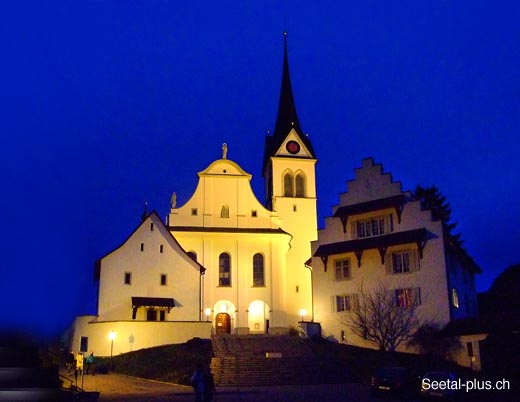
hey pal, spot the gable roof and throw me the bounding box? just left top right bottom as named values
left=94, top=210, right=206, bottom=281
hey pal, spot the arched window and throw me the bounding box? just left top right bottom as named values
left=295, top=173, right=305, bottom=197
left=253, top=253, right=265, bottom=287
left=221, top=204, right=229, bottom=218
left=283, top=172, right=294, bottom=197
left=219, top=253, right=231, bottom=286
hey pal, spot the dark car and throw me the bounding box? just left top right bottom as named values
left=371, top=366, right=420, bottom=398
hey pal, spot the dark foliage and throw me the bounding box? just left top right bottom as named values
left=412, top=185, right=463, bottom=247
left=98, top=337, right=213, bottom=385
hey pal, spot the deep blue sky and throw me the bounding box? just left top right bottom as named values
left=2, top=1, right=519, bottom=338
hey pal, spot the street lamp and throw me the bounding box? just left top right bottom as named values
left=299, top=309, right=306, bottom=323
left=108, top=331, right=116, bottom=372
left=204, top=308, right=211, bottom=322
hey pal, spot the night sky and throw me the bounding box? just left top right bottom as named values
left=2, top=2, right=519, bottom=338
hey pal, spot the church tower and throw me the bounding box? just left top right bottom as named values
left=263, top=33, right=318, bottom=324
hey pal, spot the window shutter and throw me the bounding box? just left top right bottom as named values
left=331, top=296, right=336, bottom=313
left=415, top=287, right=422, bottom=305
left=412, top=249, right=419, bottom=271
left=352, top=293, right=359, bottom=309
left=385, top=253, right=392, bottom=275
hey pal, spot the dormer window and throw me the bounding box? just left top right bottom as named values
left=353, top=214, right=392, bottom=239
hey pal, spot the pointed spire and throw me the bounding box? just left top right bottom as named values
left=263, top=33, right=316, bottom=174
left=272, top=32, right=303, bottom=142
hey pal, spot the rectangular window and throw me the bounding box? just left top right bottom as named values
left=124, top=272, right=132, bottom=285
left=251, top=210, right=257, bottom=217
left=79, top=337, right=88, bottom=353
left=160, top=244, right=164, bottom=253
left=354, top=215, right=389, bottom=238
left=160, top=274, right=167, bottom=286
left=395, top=287, right=421, bottom=308
left=452, top=288, right=459, bottom=308
left=393, top=251, right=411, bottom=273
left=467, top=342, right=474, bottom=357
left=191, top=208, right=198, bottom=216
left=140, top=243, right=144, bottom=252
left=150, top=222, right=154, bottom=231
left=334, top=259, right=351, bottom=280
left=159, top=310, right=166, bottom=322
left=146, top=309, right=157, bottom=321
left=336, top=295, right=354, bottom=312
left=293, top=204, right=297, bottom=212
left=387, top=249, right=419, bottom=274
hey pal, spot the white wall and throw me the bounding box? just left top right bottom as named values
left=70, top=316, right=212, bottom=356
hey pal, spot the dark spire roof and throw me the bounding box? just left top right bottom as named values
left=263, top=33, right=316, bottom=173
left=273, top=32, right=304, bottom=143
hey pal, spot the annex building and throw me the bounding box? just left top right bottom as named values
left=311, top=158, right=480, bottom=351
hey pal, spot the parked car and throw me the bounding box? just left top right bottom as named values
left=371, top=366, right=420, bottom=398
left=420, top=371, right=457, bottom=399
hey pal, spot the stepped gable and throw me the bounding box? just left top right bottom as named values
left=210, top=335, right=351, bottom=386
left=337, top=157, right=406, bottom=208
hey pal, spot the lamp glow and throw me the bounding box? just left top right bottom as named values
left=299, top=309, right=306, bottom=322
left=108, top=331, right=116, bottom=372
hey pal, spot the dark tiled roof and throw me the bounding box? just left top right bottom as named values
left=263, top=34, right=316, bottom=173
left=333, top=194, right=406, bottom=218
left=169, top=226, right=289, bottom=235
left=131, top=297, right=175, bottom=309
left=314, top=228, right=428, bottom=258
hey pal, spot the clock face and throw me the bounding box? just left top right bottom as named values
left=286, top=140, right=300, bottom=155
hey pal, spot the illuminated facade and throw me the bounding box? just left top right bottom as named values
left=168, top=35, right=317, bottom=334
left=68, top=35, right=317, bottom=354
left=311, top=157, right=480, bottom=351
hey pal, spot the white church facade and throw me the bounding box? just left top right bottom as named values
left=68, top=35, right=317, bottom=355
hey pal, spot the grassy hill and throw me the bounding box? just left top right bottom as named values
left=103, top=337, right=213, bottom=385
left=101, top=336, right=472, bottom=386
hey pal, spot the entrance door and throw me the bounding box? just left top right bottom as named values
left=215, top=313, right=231, bottom=335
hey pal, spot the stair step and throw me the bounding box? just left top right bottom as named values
left=210, top=335, right=351, bottom=386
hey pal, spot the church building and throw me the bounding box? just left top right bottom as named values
left=68, top=36, right=481, bottom=365
left=67, top=35, right=317, bottom=355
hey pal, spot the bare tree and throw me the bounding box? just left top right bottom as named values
left=348, top=283, right=421, bottom=352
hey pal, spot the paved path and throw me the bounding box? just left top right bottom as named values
left=63, top=371, right=373, bottom=402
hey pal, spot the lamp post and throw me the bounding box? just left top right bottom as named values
left=108, top=331, right=116, bottom=373
left=299, top=309, right=306, bottom=323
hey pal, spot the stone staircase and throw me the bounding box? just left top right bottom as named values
left=210, top=335, right=351, bottom=386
